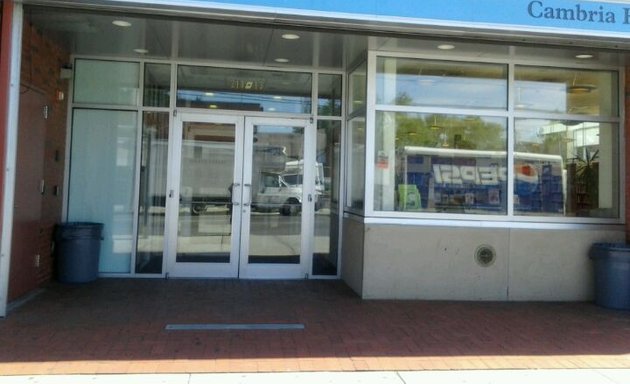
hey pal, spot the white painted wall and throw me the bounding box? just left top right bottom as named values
left=343, top=223, right=625, bottom=301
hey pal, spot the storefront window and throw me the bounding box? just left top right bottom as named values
left=515, top=66, right=618, bottom=116
left=374, top=112, right=507, bottom=214
left=370, top=56, right=620, bottom=221
left=376, top=58, right=507, bottom=110
left=515, top=119, right=619, bottom=218
left=176, top=65, right=312, bottom=113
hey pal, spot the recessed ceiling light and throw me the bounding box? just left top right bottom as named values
left=274, top=58, right=289, bottom=63
left=568, top=84, right=597, bottom=94
left=576, top=54, right=593, bottom=59
left=134, top=48, right=149, bottom=54
left=112, top=20, right=132, bottom=27
left=205, top=92, right=215, bottom=96
left=437, top=44, right=455, bottom=50
left=281, top=33, right=300, bottom=40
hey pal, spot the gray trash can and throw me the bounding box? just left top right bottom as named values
left=55, top=222, right=103, bottom=283
left=589, top=243, right=630, bottom=310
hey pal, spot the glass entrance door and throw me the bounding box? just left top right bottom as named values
left=238, top=117, right=314, bottom=278
left=166, top=113, right=313, bottom=278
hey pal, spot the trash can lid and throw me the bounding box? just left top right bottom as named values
left=590, top=243, right=630, bottom=261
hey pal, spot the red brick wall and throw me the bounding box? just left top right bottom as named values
left=626, top=67, right=630, bottom=242
left=9, top=18, right=69, bottom=299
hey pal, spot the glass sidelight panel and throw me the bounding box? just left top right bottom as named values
left=248, top=124, right=304, bottom=264
left=176, top=122, right=236, bottom=263
left=68, top=109, right=138, bottom=273
left=313, top=120, right=341, bottom=275
left=136, top=112, right=169, bottom=273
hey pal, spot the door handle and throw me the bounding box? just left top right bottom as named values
left=243, top=183, right=252, bottom=207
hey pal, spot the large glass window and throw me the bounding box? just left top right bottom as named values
left=376, top=58, right=507, bottom=110
left=515, top=120, right=618, bottom=218
left=374, top=112, right=507, bottom=214
left=513, top=65, right=619, bottom=219
left=68, top=109, right=138, bottom=273
left=73, top=59, right=139, bottom=106
left=514, top=66, right=618, bottom=116
left=176, top=65, right=312, bottom=113
left=370, top=56, right=620, bottom=221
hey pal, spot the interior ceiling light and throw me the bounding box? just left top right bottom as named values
left=274, top=58, right=289, bottom=63
left=437, top=44, right=455, bottom=50
left=568, top=74, right=596, bottom=94
left=134, top=48, right=149, bottom=54
left=567, top=73, right=597, bottom=94
left=205, top=92, right=215, bottom=96
left=576, top=54, right=593, bottom=59
left=112, top=20, right=132, bottom=27
left=273, top=96, right=283, bottom=100
left=429, top=115, right=442, bottom=130
left=568, top=84, right=596, bottom=93
left=281, top=33, right=300, bottom=40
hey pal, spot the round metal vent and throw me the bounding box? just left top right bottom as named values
left=475, top=245, right=496, bottom=267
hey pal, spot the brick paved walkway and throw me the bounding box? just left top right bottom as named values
left=0, top=279, right=629, bottom=375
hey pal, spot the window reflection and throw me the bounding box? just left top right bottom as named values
left=371, top=56, right=620, bottom=220
left=515, top=119, right=618, bottom=218
left=515, top=66, right=618, bottom=116
left=318, top=74, right=342, bottom=116
left=347, top=118, right=365, bottom=211
left=176, top=65, right=312, bottom=113
left=144, top=63, right=171, bottom=107
left=376, top=58, right=507, bottom=110
left=136, top=112, right=169, bottom=273
left=374, top=112, right=507, bottom=214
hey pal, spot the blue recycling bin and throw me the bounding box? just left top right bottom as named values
left=55, top=222, right=103, bottom=283
left=589, top=243, right=630, bottom=310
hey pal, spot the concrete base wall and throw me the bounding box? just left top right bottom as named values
left=342, top=222, right=625, bottom=301
left=340, top=218, right=365, bottom=296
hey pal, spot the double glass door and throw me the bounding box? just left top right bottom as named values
left=166, top=113, right=315, bottom=278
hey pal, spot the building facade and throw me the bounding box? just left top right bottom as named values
left=1, top=0, right=629, bottom=316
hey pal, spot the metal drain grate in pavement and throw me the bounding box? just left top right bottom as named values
left=165, top=323, right=305, bottom=331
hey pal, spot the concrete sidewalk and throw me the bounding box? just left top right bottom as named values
left=1, top=370, right=630, bottom=384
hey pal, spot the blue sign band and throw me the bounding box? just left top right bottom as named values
left=139, top=0, right=630, bottom=36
